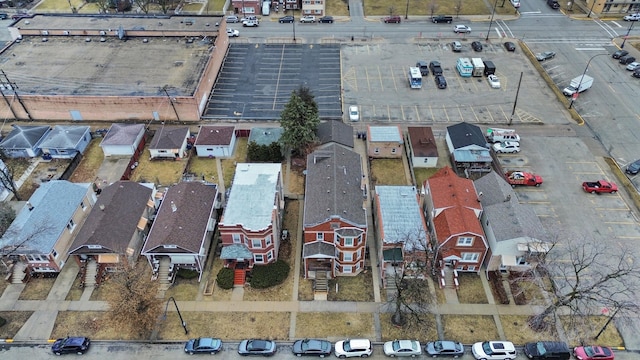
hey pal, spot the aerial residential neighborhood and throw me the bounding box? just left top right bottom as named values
left=0, top=0, right=639, bottom=357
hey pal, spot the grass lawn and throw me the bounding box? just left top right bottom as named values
left=34, top=0, right=84, bottom=11
left=0, top=312, right=34, bottom=339
left=414, top=167, right=440, bottom=188
left=379, top=313, right=438, bottom=341
left=433, top=286, right=446, bottom=304
left=52, top=311, right=146, bottom=340
left=65, top=274, right=84, bottom=301
left=326, top=0, right=349, bottom=16
left=328, top=272, right=375, bottom=301
left=208, top=256, right=233, bottom=301
left=0, top=280, right=8, bottom=299
left=181, top=2, right=204, bottom=12
left=18, top=277, right=56, bottom=300
left=370, top=159, right=409, bottom=185
left=129, top=149, right=186, bottom=186
left=163, top=276, right=199, bottom=301
left=158, top=312, right=290, bottom=341
left=221, top=137, right=248, bottom=188
left=295, top=312, right=374, bottom=340
left=456, top=273, right=488, bottom=304
left=501, top=315, right=557, bottom=345
left=287, top=168, right=305, bottom=195
left=364, top=0, right=513, bottom=16
left=298, top=276, right=314, bottom=301
left=89, top=277, right=118, bottom=301
left=70, top=139, right=104, bottom=183
left=186, top=156, right=218, bottom=183
left=560, top=315, right=624, bottom=347
left=442, top=315, right=498, bottom=343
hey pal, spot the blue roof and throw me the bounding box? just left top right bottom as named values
left=375, top=185, right=426, bottom=250
left=0, top=180, right=90, bottom=254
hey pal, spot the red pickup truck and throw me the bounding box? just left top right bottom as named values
left=582, top=180, right=618, bottom=194
left=505, top=171, right=543, bottom=187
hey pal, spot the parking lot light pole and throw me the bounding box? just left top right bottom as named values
left=568, top=53, right=608, bottom=109
left=486, top=0, right=499, bottom=41
left=163, top=296, right=188, bottom=335
left=621, top=20, right=635, bottom=48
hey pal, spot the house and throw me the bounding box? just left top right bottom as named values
left=38, top=125, right=91, bottom=159
left=149, top=126, right=190, bottom=160
left=422, top=166, right=487, bottom=278
left=374, top=186, right=428, bottom=288
left=68, top=181, right=158, bottom=287
left=445, top=122, right=492, bottom=176
left=316, top=121, right=354, bottom=149
left=407, top=126, right=439, bottom=168
left=0, top=125, right=50, bottom=158
left=194, top=126, right=236, bottom=158
left=0, top=181, right=95, bottom=282
left=474, top=171, right=551, bottom=274
left=218, top=163, right=283, bottom=285
left=141, top=182, right=218, bottom=283
left=303, top=144, right=367, bottom=280
left=100, top=123, right=147, bottom=157
left=367, top=125, right=403, bottom=158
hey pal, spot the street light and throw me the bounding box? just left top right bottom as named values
left=568, top=53, right=608, bottom=109
left=292, top=8, right=296, bottom=42
left=405, top=0, right=409, bottom=19
left=163, top=296, right=188, bottom=335
left=486, top=0, right=499, bottom=41
left=621, top=20, right=635, bottom=48
left=587, top=0, right=597, bottom=18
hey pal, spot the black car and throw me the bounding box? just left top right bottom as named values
left=471, top=41, right=483, bottom=52
left=432, top=15, right=453, bottom=23
left=429, top=60, right=443, bottom=75
left=0, top=13, right=8, bottom=20
left=238, top=339, right=277, bottom=356
left=51, top=337, right=91, bottom=355
left=416, top=60, right=429, bottom=76
left=279, top=16, right=294, bottom=23
left=634, top=69, right=640, bottom=78
left=547, top=0, right=560, bottom=9
left=627, top=159, right=640, bottom=174
left=504, top=41, right=516, bottom=52
left=184, top=337, right=223, bottom=355
left=292, top=339, right=332, bottom=357
left=619, top=55, right=636, bottom=64
left=434, top=74, right=447, bottom=89
left=319, top=16, right=334, bottom=23
left=523, top=341, right=570, bottom=360
left=612, top=49, right=629, bottom=59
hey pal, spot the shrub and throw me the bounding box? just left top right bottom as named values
left=250, top=260, right=290, bottom=289
left=0, top=316, right=6, bottom=328
left=216, top=268, right=234, bottom=289
left=488, top=271, right=510, bottom=304
left=176, top=268, right=198, bottom=279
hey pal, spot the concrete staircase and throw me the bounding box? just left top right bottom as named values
left=313, top=271, right=328, bottom=300
left=158, top=257, right=171, bottom=291
left=84, top=260, right=97, bottom=287
left=385, top=274, right=398, bottom=291
left=11, top=261, right=26, bottom=284
left=233, top=269, right=246, bottom=286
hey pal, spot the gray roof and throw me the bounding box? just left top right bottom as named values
left=483, top=198, right=550, bottom=243
left=149, top=126, right=189, bottom=149
left=0, top=125, right=50, bottom=149
left=0, top=180, right=90, bottom=254
left=316, top=121, right=354, bottom=148
left=220, top=244, right=253, bottom=260
left=302, top=241, right=336, bottom=258
left=38, top=125, right=90, bottom=149
left=100, top=124, right=146, bottom=146
left=303, top=144, right=366, bottom=228
left=474, top=171, right=514, bottom=207
left=142, top=182, right=217, bottom=254
left=375, top=186, right=426, bottom=250
left=221, top=163, right=281, bottom=231
left=248, top=127, right=283, bottom=146
left=368, top=126, right=403, bottom=143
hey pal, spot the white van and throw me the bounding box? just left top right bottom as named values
left=487, top=128, right=520, bottom=143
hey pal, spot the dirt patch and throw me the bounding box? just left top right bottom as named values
left=0, top=311, right=34, bottom=338
left=442, top=315, right=498, bottom=344
left=501, top=315, right=557, bottom=345
left=69, top=139, right=104, bottom=183
left=379, top=313, right=438, bottom=341
left=560, top=315, right=624, bottom=347
left=52, top=311, right=145, bottom=340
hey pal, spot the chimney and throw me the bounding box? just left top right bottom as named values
left=99, top=204, right=105, bottom=211
left=26, top=201, right=34, bottom=211
left=171, top=201, right=177, bottom=212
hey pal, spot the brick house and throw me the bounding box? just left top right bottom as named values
left=367, top=125, right=404, bottom=159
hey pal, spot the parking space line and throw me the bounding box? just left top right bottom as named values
left=565, top=161, right=598, bottom=164
left=595, top=207, right=631, bottom=211
left=365, top=67, right=372, bottom=92
left=414, top=105, right=420, bottom=122
left=604, top=221, right=637, bottom=224
left=387, top=105, right=391, bottom=122
left=499, top=105, right=509, bottom=122
left=429, top=105, right=435, bottom=122
left=378, top=65, right=385, bottom=92
left=444, top=105, right=450, bottom=122
left=456, top=105, right=464, bottom=122
left=470, top=106, right=480, bottom=122
left=571, top=171, right=606, bottom=174
left=484, top=106, right=495, bottom=122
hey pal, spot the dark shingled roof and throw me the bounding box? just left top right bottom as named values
left=407, top=126, right=438, bottom=158
left=149, top=126, right=189, bottom=150
left=447, top=122, right=487, bottom=149
left=195, top=126, right=235, bottom=146
left=316, top=121, right=354, bottom=148
left=0, top=125, right=50, bottom=149
left=101, top=123, right=145, bottom=146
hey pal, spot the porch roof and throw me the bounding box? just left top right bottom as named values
left=383, top=248, right=403, bottom=261
left=220, top=244, right=253, bottom=260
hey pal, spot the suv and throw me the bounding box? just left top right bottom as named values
left=454, top=24, right=471, bottom=33
left=300, top=15, right=316, bottom=23
left=51, top=337, right=91, bottom=355
left=432, top=15, right=453, bottom=23
left=472, top=341, right=516, bottom=360
left=451, top=41, right=462, bottom=52
left=416, top=60, right=430, bottom=76
left=383, top=15, right=401, bottom=23
left=524, top=341, right=570, bottom=360
left=278, top=15, right=294, bottom=23
left=226, top=15, right=239, bottom=23
left=619, top=55, right=636, bottom=64
left=335, top=339, right=373, bottom=358
left=624, top=13, right=640, bottom=21
left=612, top=49, right=629, bottom=59
left=429, top=60, right=443, bottom=75
left=434, top=74, right=447, bottom=89
left=242, top=19, right=259, bottom=27
left=319, top=16, right=334, bottom=23
left=547, top=0, right=560, bottom=9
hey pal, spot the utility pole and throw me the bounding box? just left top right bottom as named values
left=162, top=86, right=181, bottom=122
left=0, top=70, right=33, bottom=121
left=508, top=72, right=523, bottom=125
left=0, top=87, right=19, bottom=120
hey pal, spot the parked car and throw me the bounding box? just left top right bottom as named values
left=523, top=341, right=570, bottom=360
left=510, top=0, right=520, bottom=8
left=582, top=180, right=618, bottom=194
left=51, top=337, right=91, bottom=355
left=504, top=41, right=516, bottom=52
left=454, top=24, right=471, bottom=33
left=425, top=340, right=465, bottom=357
left=451, top=41, right=462, bottom=52
left=184, top=338, right=223, bottom=355
left=292, top=339, right=332, bottom=357
left=349, top=105, right=359, bottom=121
left=624, top=13, right=640, bottom=21
left=429, top=60, right=443, bottom=75
left=226, top=15, right=239, bottom=23
left=238, top=339, right=277, bottom=356
left=383, top=15, right=401, bottom=23
left=416, top=60, right=430, bottom=76
left=627, top=159, right=640, bottom=175
left=383, top=339, right=422, bottom=357
left=619, top=55, right=636, bottom=64
left=434, top=74, right=447, bottom=89
left=300, top=15, right=316, bottom=23
left=505, top=171, right=543, bottom=186
left=471, top=41, right=483, bottom=52
left=279, top=16, right=294, bottom=23
left=471, top=341, right=516, bottom=360
left=633, top=68, right=640, bottom=78
left=573, top=346, right=615, bottom=360
left=535, top=51, right=556, bottom=61
left=242, top=19, right=259, bottom=27
left=626, top=61, right=640, bottom=70
left=432, top=15, right=453, bottom=23
left=334, top=339, right=373, bottom=358
left=240, top=15, right=257, bottom=22
left=492, top=141, right=520, bottom=154
left=612, top=49, right=629, bottom=59
left=319, top=16, right=334, bottom=23
left=226, top=28, right=240, bottom=37
left=547, top=0, right=560, bottom=9
left=0, top=13, right=9, bottom=20
left=487, top=74, right=501, bottom=89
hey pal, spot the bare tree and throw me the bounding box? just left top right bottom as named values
left=132, top=0, right=151, bottom=14
left=157, top=0, right=177, bottom=15
left=0, top=220, right=53, bottom=271
left=454, top=0, right=463, bottom=18
left=428, top=0, right=439, bottom=18
left=0, top=154, right=25, bottom=201
left=94, top=0, right=111, bottom=13
left=528, top=234, right=640, bottom=332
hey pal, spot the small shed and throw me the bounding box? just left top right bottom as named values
left=407, top=126, right=439, bottom=168
left=248, top=127, right=283, bottom=146
left=38, top=125, right=91, bottom=159
left=195, top=126, right=236, bottom=158
left=149, top=126, right=190, bottom=160
left=0, top=125, right=51, bottom=158
left=366, top=125, right=403, bottom=158
left=100, top=124, right=146, bottom=157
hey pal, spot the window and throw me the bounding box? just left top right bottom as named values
left=52, top=250, right=58, bottom=259
left=374, top=148, right=380, bottom=154
left=158, top=149, right=167, bottom=153
left=267, top=251, right=273, bottom=261
left=254, top=254, right=264, bottom=263
left=88, top=245, right=102, bottom=249
left=80, top=201, right=86, bottom=210
left=457, top=237, right=473, bottom=246
left=344, top=237, right=354, bottom=246
left=391, top=148, right=397, bottom=154
left=355, top=262, right=361, bottom=270
left=461, top=253, right=479, bottom=262
left=344, top=252, right=353, bottom=261
left=467, top=266, right=476, bottom=271
left=316, top=232, right=324, bottom=241
left=252, top=239, right=262, bottom=249
left=265, top=235, right=272, bottom=246
left=66, top=219, right=76, bottom=232
left=330, top=222, right=340, bottom=229
left=343, top=266, right=352, bottom=273
left=232, top=234, right=241, bottom=244
left=163, top=245, right=177, bottom=249
left=517, top=256, right=528, bottom=265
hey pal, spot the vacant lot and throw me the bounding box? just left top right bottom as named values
left=295, top=312, right=374, bottom=340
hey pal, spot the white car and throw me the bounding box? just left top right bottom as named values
left=300, top=15, right=316, bottom=23
left=240, top=15, right=257, bottom=22
left=226, top=28, right=239, bottom=37
left=349, top=105, right=359, bottom=121
left=624, top=13, right=640, bottom=21
left=488, top=74, right=500, bottom=89
left=472, top=341, right=516, bottom=360
left=383, top=339, right=422, bottom=357
left=492, top=141, right=520, bottom=154
left=626, top=61, right=640, bottom=71
left=242, top=19, right=259, bottom=27
left=454, top=24, right=471, bottom=33
left=334, top=339, right=373, bottom=358
left=510, top=0, right=521, bottom=7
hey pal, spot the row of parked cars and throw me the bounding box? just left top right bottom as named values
left=611, top=49, right=640, bottom=77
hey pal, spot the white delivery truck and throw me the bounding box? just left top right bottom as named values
left=471, top=58, right=484, bottom=77
left=487, top=128, right=520, bottom=143
left=262, top=1, right=270, bottom=16
left=562, top=75, right=594, bottom=96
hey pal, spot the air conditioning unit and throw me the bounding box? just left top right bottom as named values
left=41, top=30, right=48, bottom=35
